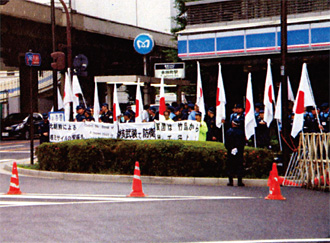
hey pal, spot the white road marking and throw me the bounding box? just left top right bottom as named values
left=0, top=193, right=255, bottom=208
left=0, top=145, right=24, bottom=149
left=0, top=151, right=30, bottom=153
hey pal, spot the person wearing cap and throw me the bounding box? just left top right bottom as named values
left=195, top=111, right=208, bottom=141
left=229, top=103, right=245, bottom=131
left=181, top=103, right=189, bottom=120
left=319, top=103, right=329, bottom=133
left=205, top=107, right=220, bottom=141
left=148, top=106, right=159, bottom=122
left=255, top=109, right=270, bottom=148
left=254, top=103, right=263, bottom=119
left=172, top=106, right=182, bottom=121
left=225, top=117, right=246, bottom=186
left=122, top=111, right=135, bottom=123
left=303, top=106, right=320, bottom=133
left=99, top=103, right=113, bottom=123
left=83, top=108, right=95, bottom=122
left=39, top=113, right=50, bottom=144
left=74, top=105, right=85, bottom=122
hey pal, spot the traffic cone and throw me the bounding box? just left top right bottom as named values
left=127, top=161, right=146, bottom=197
left=7, top=162, right=22, bottom=195
left=265, top=163, right=286, bottom=200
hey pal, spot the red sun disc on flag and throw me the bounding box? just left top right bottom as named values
left=113, top=104, right=116, bottom=121
left=135, top=100, right=139, bottom=117
left=268, top=85, right=273, bottom=103
left=216, top=88, right=220, bottom=106
left=246, top=99, right=251, bottom=114
left=159, top=97, right=166, bottom=115
left=200, top=87, right=203, bottom=97
left=295, top=91, right=305, bottom=114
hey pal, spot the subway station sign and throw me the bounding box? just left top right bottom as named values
left=154, top=62, right=185, bottom=79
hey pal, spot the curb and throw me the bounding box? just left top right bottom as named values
left=3, top=163, right=268, bottom=187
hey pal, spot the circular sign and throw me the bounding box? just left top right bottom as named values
left=133, top=33, right=154, bottom=55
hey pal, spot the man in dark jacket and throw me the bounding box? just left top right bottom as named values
left=39, top=113, right=50, bottom=144
left=225, top=118, right=246, bottom=186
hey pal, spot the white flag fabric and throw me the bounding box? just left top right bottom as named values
left=63, top=70, right=73, bottom=121
left=263, top=59, right=275, bottom=127
left=181, top=92, right=188, bottom=104
left=72, top=75, right=84, bottom=116
left=291, top=63, right=316, bottom=138
left=159, top=76, right=166, bottom=121
left=57, top=87, right=64, bottom=110
left=135, top=78, right=144, bottom=123
left=113, top=83, right=121, bottom=122
left=93, top=81, right=100, bottom=120
left=274, top=77, right=295, bottom=121
left=216, top=63, right=226, bottom=128
left=196, top=61, right=206, bottom=120
left=245, top=73, right=257, bottom=140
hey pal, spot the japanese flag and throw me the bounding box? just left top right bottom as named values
left=274, top=77, right=295, bottom=121
left=263, top=59, right=275, bottom=127
left=72, top=75, right=85, bottom=116
left=245, top=73, right=257, bottom=140
left=93, top=81, right=100, bottom=120
left=63, top=69, right=73, bottom=121
left=216, top=63, right=226, bottom=128
left=291, top=63, right=316, bottom=138
left=135, top=78, right=144, bottom=123
left=159, top=75, right=166, bottom=121
left=196, top=61, right=206, bottom=120
left=57, top=87, right=64, bottom=110
left=113, top=83, right=121, bottom=122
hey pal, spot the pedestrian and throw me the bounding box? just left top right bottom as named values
left=225, top=118, right=246, bottom=186
left=99, top=103, right=113, bottom=123
left=74, top=105, right=85, bottom=122
left=39, top=113, right=50, bottom=144
left=195, top=111, right=208, bottom=141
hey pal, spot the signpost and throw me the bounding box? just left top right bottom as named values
left=25, top=51, right=41, bottom=165
left=154, top=63, right=185, bottom=79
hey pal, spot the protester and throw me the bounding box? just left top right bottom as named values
left=164, top=110, right=174, bottom=122
left=319, top=103, right=329, bottom=133
left=255, top=110, right=270, bottom=148
left=99, top=103, right=113, bottom=123
left=188, top=103, right=198, bottom=120
left=172, top=106, right=182, bottom=121
left=225, top=118, right=246, bottom=186
left=74, top=105, right=85, bottom=122
left=205, top=107, right=220, bottom=141
left=83, top=108, right=95, bottom=122
left=195, top=111, right=208, bottom=141
left=142, top=104, right=150, bottom=122
left=122, top=111, right=135, bottom=123
left=148, top=106, right=159, bottom=121
left=39, top=113, right=50, bottom=144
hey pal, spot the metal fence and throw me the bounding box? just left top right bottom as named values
left=187, top=0, right=330, bottom=25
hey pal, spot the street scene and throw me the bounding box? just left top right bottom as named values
left=0, top=0, right=329, bottom=242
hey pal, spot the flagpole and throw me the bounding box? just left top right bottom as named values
left=222, top=125, right=225, bottom=143
left=276, top=119, right=283, bottom=151
left=254, top=133, right=257, bottom=148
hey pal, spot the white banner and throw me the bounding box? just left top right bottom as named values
left=50, top=121, right=85, bottom=142
left=155, top=120, right=200, bottom=141
left=83, top=122, right=118, bottom=139
left=118, top=122, right=155, bottom=140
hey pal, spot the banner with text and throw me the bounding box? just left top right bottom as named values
left=118, top=122, right=155, bottom=140
left=155, top=120, right=200, bottom=140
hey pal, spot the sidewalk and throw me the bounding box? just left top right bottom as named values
left=1, top=158, right=268, bottom=187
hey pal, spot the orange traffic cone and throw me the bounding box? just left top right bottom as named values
left=127, top=161, right=146, bottom=197
left=7, top=162, right=22, bottom=195
left=265, top=163, right=286, bottom=200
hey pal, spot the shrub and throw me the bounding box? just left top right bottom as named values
left=35, top=139, right=274, bottom=178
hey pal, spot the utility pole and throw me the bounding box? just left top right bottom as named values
left=51, top=0, right=58, bottom=111
left=281, top=0, right=290, bottom=169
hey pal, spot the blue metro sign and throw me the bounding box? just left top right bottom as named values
left=25, top=52, right=41, bottom=67
left=133, top=33, right=154, bottom=55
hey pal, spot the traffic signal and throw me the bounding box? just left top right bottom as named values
left=51, top=52, right=66, bottom=70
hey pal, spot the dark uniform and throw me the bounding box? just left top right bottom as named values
left=319, top=103, right=329, bottom=133
left=255, top=110, right=270, bottom=148
left=205, top=107, right=220, bottom=141
left=39, top=113, right=50, bottom=144
left=100, top=110, right=113, bottom=123
left=225, top=118, right=246, bottom=186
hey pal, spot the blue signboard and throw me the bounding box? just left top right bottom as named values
left=133, top=33, right=154, bottom=55
left=25, top=52, right=41, bottom=66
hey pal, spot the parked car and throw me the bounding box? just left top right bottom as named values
left=1, top=113, right=43, bottom=140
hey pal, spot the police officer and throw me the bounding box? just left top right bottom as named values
left=225, top=118, right=246, bottom=186
left=75, top=105, right=85, bottom=122
left=205, top=107, right=220, bottom=141
left=99, top=103, right=113, bottom=123
left=255, top=110, right=270, bottom=148
left=319, top=103, right=329, bottom=133
left=229, top=104, right=245, bottom=131
left=83, top=108, right=95, bottom=122
left=39, top=113, right=50, bottom=144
